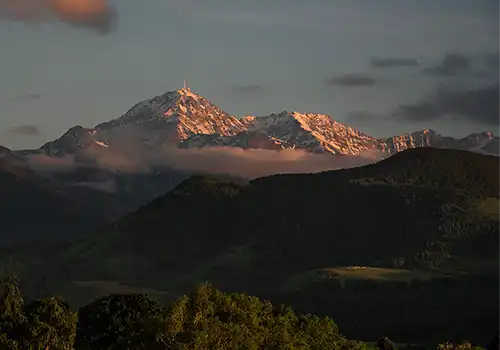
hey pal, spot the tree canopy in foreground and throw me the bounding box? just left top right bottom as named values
left=0, top=277, right=490, bottom=350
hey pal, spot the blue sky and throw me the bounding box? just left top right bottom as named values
left=1, top=0, right=498, bottom=149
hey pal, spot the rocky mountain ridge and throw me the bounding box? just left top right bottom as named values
left=15, top=88, right=498, bottom=158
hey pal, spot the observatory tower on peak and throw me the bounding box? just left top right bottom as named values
left=183, top=79, right=191, bottom=92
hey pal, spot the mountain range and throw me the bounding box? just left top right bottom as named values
left=12, top=88, right=500, bottom=158
left=1, top=87, right=498, bottom=243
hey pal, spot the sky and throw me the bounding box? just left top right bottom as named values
left=0, top=0, right=498, bottom=150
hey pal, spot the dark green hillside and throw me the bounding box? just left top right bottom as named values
left=347, top=147, right=498, bottom=197
left=63, top=148, right=498, bottom=280
left=0, top=164, right=106, bottom=245
left=7, top=148, right=500, bottom=345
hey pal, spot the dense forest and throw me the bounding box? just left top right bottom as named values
left=1, top=277, right=496, bottom=350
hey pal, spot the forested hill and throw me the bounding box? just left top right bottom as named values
left=66, top=148, right=499, bottom=281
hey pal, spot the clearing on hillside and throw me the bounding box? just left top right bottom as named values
left=475, top=197, right=500, bottom=219
left=285, top=267, right=440, bottom=290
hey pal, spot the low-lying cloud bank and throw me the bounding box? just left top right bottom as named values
left=24, top=146, right=384, bottom=180
left=156, top=147, right=382, bottom=179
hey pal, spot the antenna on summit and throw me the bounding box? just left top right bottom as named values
left=183, top=79, right=187, bottom=90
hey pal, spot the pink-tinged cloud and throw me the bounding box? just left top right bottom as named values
left=155, top=147, right=383, bottom=179
left=0, top=0, right=117, bottom=33
left=80, top=144, right=383, bottom=179
left=24, top=154, right=75, bottom=170
left=24, top=145, right=384, bottom=180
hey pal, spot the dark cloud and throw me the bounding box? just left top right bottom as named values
left=396, top=83, right=499, bottom=126
left=401, top=52, right=499, bottom=125
left=421, top=53, right=473, bottom=77
left=327, top=74, right=378, bottom=87
left=10, top=124, right=42, bottom=136
left=231, top=85, right=264, bottom=94
left=370, top=57, right=420, bottom=68
left=0, top=0, right=117, bottom=34
left=11, top=93, right=42, bottom=102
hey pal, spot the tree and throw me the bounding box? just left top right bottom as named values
left=21, top=296, right=77, bottom=350
left=161, top=283, right=357, bottom=349
left=75, top=293, right=168, bottom=350
left=0, top=276, right=26, bottom=350
left=486, top=333, right=499, bottom=350
left=377, top=337, right=396, bottom=350
left=296, top=314, right=345, bottom=350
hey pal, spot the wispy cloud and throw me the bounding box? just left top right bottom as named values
left=10, top=124, right=42, bottom=136
left=421, top=53, right=474, bottom=77
left=10, top=93, right=42, bottom=102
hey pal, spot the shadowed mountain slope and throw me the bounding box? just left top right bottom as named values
left=59, top=147, right=498, bottom=286
left=0, top=161, right=107, bottom=244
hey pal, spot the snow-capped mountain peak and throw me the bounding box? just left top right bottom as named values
left=238, top=110, right=376, bottom=155
left=22, top=88, right=249, bottom=157
left=30, top=125, right=105, bottom=156
left=94, top=88, right=246, bottom=143
left=458, top=131, right=498, bottom=154
left=375, top=129, right=498, bottom=155
left=96, top=90, right=185, bottom=128
left=462, top=131, right=495, bottom=142
left=18, top=87, right=499, bottom=159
